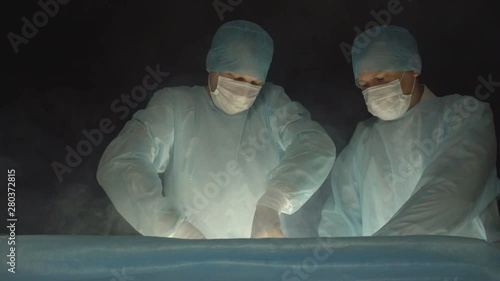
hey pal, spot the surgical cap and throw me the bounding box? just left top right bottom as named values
left=206, top=20, right=274, bottom=81
left=352, top=25, right=422, bottom=87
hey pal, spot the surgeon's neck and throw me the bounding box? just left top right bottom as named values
left=408, top=82, right=424, bottom=110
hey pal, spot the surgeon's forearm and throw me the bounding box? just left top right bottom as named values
left=376, top=105, right=497, bottom=237
left=373, top=190, right=476, bottom=236
left=256, top=187, right=290, bottom=212
left=97, top=158, right=182, bottom=237
left=265, top=131, right=336, bottom=214
left=374, top=167, right=495, bottom=236
left=96, top=126, right=179, bottom=237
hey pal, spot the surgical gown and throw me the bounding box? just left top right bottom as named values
left=320, top=86, right=500, bottom=241
left=97, top=83, right=336, bottom=239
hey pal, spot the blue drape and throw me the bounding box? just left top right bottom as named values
left=1, top=235, right=499, bottom=281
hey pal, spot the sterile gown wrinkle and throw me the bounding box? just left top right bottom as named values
left=320, top=86, right=500, bottom=241
left=97, top=83, right=336, bottom=239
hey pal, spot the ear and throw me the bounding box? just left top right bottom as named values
left=412, top=72, right=420, bottom=78
left=208, top=72, right=219, bottom=91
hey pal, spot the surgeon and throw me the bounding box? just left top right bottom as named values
left=319, top=25, right=500, bottom=241
left=97, top=20, right=336, bottom=239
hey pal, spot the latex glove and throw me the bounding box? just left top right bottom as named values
left=170, top=221, right=206, bottom=239
left=154, top=212, right=182, bottom=237
left=251, top=205, right=284, bottom=238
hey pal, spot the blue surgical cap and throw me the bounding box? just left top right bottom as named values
left=206, top=20, right=274, bottom=81
left=352, top=25, right=422, bottom=87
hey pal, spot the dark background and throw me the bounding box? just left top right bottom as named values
left=2, top=0, right=499, bottom=236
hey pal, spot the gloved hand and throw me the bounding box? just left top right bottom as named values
left=154, top=212, right=182, bottom=237
left=170, top=221, right=206, bottom=239
left=250, top=205, right=284, bottom=238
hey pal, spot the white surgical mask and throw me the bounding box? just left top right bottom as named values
left=362, top=72, right=416, bottom=121
left=208, top=74, right=262, bottom=115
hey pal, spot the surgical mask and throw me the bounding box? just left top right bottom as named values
left=362, top=72, right=416, bottom=121
left=209, top=74, right=262, bottom=115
